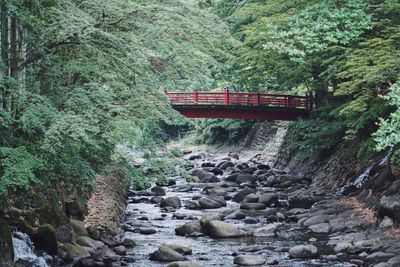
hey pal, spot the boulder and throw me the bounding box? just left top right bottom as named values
left=309, top=223, right=331, bottom=234
left=113, top=245, right=127, bottom=256
left=254, top=224, right=279, bottom=237
left=236, top=174, right=257, bottom=184
left=202, top=186, right=227, bottom=197
left=190, top=169, right=220, bottom=183
left=243, top=194, right=259, bottom=203
left=76, top=236, right=104, bottom=250
left=200, top=213, right=222, bottom=227
left=303, top=214, right=330, bottom=227
left=210, top=167, right=223, bottom=176
left=175, top=221, right=203, bottom=236
left=288, top=245, right=318, bottom=259
left=233, top=188, right=255, bottom=203
left=151, top=186, right=166, bottom=196
left=199, top=197, right=227, bottom=209
left=70, top=219, right=88, bottom=236
left=288, top=193, right=319, bottom=209
left=123, top=238, right=136, bottom=248
left=204, top=221, right=248, bottom=238
left=240, top=203, right=266, bottom=210
left=150, top=245, right=186, bottom=262
left=217, top=161, right=234, bottom=170
left=379, top=194, right=400, bottom=222
left=167, top=261, right=202, bottom=267
left=56, top=225, right=75, bottom=243
left=258, top=193, right=279, bottom=207
left=161, top=197, right=182, bottom=209
left=163, top=244, right=192, bottom=255
left=233, top=255, right=266, bottom=266
left=224, top=210, right=246, bottom=220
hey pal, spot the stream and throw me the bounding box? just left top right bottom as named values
left=122, top=149, right=356, bottom=266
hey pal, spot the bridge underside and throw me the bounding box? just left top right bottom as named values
left=173, top=105, right=310, bottom=120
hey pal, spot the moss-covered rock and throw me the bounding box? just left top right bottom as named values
left=0, top=219, right=14, bottom=266
left=31, top=224, right=58, bottom=255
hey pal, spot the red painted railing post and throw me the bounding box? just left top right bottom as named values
left=286, top=96, right=291, bottom=108
left=257, top=92, right=260, bottom=106
left=224, top=89, right=229, bottom=105
left=194, top=91, right=199, bottom=105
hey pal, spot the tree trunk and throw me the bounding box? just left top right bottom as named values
left=1, top=2, right=8, bottom=109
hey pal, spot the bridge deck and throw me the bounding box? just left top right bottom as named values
left=165, top=91, right=312, bottom=120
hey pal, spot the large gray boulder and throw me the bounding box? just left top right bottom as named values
left=233, top=255, right=266, bottom=266
left=379, top=194, right=400, bottom=222
left=199, top=197, right=227, bottom=209
left=150, top=245, right=187, bottom=262
left=254, top=224, right=280, bottom=237
left=200, top=213, right=222, bottom=227
left=236, top=174, right=258, bottom=184
left=204, top=221, right=248, bottom=238
left=175, top=221, right=203, bottom=236
left=161, top=197, right=182, bottom=209
left=233, top=188, right=255, bottom=203
left=258, top=193, right=279, bottom=206
left=288, top=245, right=318, bottom=259
left=167, top=262, right=202, bottom=267
left=190, top=169, right=220, bottom=183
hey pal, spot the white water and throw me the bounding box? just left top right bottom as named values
left=12, top=231, right=49, bottom=267
left=336, top=147, right=393, bottom=196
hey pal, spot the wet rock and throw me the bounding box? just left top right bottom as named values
left=113, top=245, right=127, bottom=256
left=204, top=221, right=248, bottom=238
left=233, top=255, right=266, bottom=266
left=240, top=203, right=266, bottom=210
left=236, top=174, right=258, bottom=184
left=288, top=193, right=319, bottom=209
left=163, top=244, right=192, bottom=255
left=233, top=188, right=255, bottom=203
left=329, top=218, right=346, bottom=232
left=70, top=219, right=89, bottom=236
left=288, top=245, right=318, bottom=259
left=150, top=245, right=187, bottom=262
left=151, top=186, right=166, bottom=196
left=76, top=236, right=104, bottom=250
left=309, top=223, right=331, bottom=234
left=161, top=197, right=182, bottom=209
left=379, top=194, right=400, bottom=222
left=175, top=221, right=203, bottom=236
left=151, top=196, right=163, bottom=204
left=167, top=261, right=202, bottom=267
left=224, top=210, right=246, bottom=220
left=139, top=229, right=156, bottom=235
left=334, top=242, right=354, bottom=253
left=200, top=213, right=222, bottom=227
left=185, top=201, right=200, bottom=210
left=176, top=184, right=193, bottom=192
left=123, top=238, right=136, bottom=248
left=201, top=162, right=215, bottom=168
left=243, top=194, right=259, bottom=203
left=72, top=257, right=94, bottom=267
left=190, top=169, right=220, bottom=183
left=210, top=167, right=223, bottom=175
left=188, top=153, right=205, bottom=160
left=258, top=193, right=279, bottom=206
left=366, top=252, right=395, bottom=263
left=202, top=186, right=227, bottom=197
left=199, top=197, right=227, bottom=209
left=278, top=174, right=309, bottom=185
left=254, top=224, right=279, bottom=237
left=244, top=217, right=259, bottom=224
left=217, top=161, right=234, bottom=170
left=388, top=255, right=400, bottom=265
left=56, top=225, right=74, bottom=243
left=92, top=246, right=121, bottom=262
left=303, top=214, right=330, bottom=227
left=100, top=234, right=121, bottom=247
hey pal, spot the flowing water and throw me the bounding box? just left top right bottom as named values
left=123, top=177, right=350, bottom=266
left=12, top=231, right=49, bottom=267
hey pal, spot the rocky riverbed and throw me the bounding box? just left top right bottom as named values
left=121, top=148, right=400, bottom=267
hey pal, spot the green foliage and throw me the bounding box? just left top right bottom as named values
left=0, top=147, right=43, bottom=196
left=374, top=82, right=400, bottom=151
left=194, top=119, right=254, bottom=145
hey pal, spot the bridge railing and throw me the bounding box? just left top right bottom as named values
left=165, top=91, right=312, bottom=110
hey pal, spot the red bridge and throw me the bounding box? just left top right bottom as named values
left=165, top=91, right=312, bottom=120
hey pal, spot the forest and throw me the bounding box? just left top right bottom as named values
left=0, top=0, right=400, bottom=266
